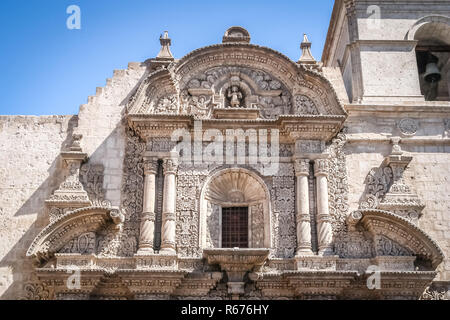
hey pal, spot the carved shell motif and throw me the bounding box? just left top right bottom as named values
left=206, top=169, right=267, bottom=204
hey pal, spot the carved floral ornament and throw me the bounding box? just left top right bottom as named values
left=127, top=42, right=346, bottom=122
left=349, top=209, right=444, bottom=269
left=26, top=206, right=125, bottom=265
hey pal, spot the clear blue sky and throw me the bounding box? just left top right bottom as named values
left=0, top=0, right=334, bottom=115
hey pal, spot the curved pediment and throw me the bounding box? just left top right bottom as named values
left=354, top=209, right=444, bottom=269
left=26, top=206, right=124, bottom=265
left=127, top=33, right=346, bottom=121
left=128, top=68, right=178, bottom=114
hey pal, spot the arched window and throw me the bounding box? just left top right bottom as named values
left=199, top=168, right=271, bottom=249
left=409, top=16, right=450, bottom=101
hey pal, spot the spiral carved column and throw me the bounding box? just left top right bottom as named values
left=294, top=158, right=313, bottom=255
left=137, top=158, right=158, bottom=254
left=314, top=158, right=333, bottom=255
left=160, top=157, right=178, bottom=254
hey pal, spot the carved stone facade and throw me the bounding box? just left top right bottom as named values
left=1, top=3, right=450, bottom=300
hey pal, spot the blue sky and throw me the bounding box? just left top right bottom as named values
left=0, top=0, right=334, bottom=115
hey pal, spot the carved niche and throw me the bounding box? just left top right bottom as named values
left=179, top=66, right=293, bottom=119
left=200, top=168, right=271, bottom=250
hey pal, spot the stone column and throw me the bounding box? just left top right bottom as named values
left=137, top=158, right=158, bottom=254
left=314, top=158, right=333, bottom=255
left=294, top=159, right=313, bottom=255
left=160, top=157, right=178, bottom=254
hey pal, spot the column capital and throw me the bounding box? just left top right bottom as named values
left=143, top=158, right=159, bottom=175
left=163, top=157, right=178, bottom=175
left=294, top=158, right=310, bottom=176
left=314, top=158, right=329, bottom=177
left=142, top=211, right=156, bottom=222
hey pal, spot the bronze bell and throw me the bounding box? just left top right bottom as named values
left=424, top=53, right=442, bottom=83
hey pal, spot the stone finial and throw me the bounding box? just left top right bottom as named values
left=156, top=31, right=174, bottom=60
left=69, top=133, right=83, bottom=152
left=222, top=26, right=251, bottom=44
left=298, top=34, right=316, bottom=64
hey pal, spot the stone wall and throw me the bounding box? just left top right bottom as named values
left=345, top=112, right=450, bottom=281
left=76, top=62, right=147, bottom=207
left=0, top=61, right=147, bottom=299
left=0, top=115, right=75, bottom=298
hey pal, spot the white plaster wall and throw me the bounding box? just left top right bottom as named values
left=345, top=113, right=450, bottom=281
left=0, top=115, right=75, bottom=298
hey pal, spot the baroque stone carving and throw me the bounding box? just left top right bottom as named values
left=334, top=232, right=374, bottom=258
left=420, top=286, right=448, bottom=300
left=80, top=163, right=109, bottom=206
left=360, top=167, right=393, bottom=209
left=250, top=203, right=265, bottom=248
left=21, top=283, right=51, bottom=300
left=206, top=203, right=221, bottom=248
left=359, top=148, right=424, bottom=223
left=180, top=66, right=292, bottom=119
left=326, top=131, right=349, bottom=234
left=293, top=95, right=319, bottom=115
left=154, top=94, right=178, bottom=114
left=374, top=235, right=412, bottom=256
left=398, top=118, right=419, bottom=136
left=59, top=232, right=96, bottom=254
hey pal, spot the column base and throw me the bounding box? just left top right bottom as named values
left=295, top=249, right=314, bottom=256
left=159, top=248, right=176, bottom=255
left=136, top=248, right=154, bottom=255
left=318, top=246, right=334, bottom=256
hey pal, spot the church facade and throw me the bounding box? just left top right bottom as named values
left=1, top=0, right=449, bottom=300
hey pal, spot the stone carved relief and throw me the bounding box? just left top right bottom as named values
left=48, top=206, right=78, bottom=224
left=176, top=171, right=206, bottom=257
left=154, top=94, right=178, bottom=114
left=326, top=131, right=349, bottom=234
left=180, top=66, right=292, bottom=119
left=421, top=286, right=449, bottom=300
left=80, top=164, right=110, bottom=206
left=122, top=128, right=145, bottom=222
left=97, top=225, right=138, bottom=257
left=360, top=167, right=393, bottom=209
left=271, top=164, right=296, bottom=258
left=59, top=232, right=96, bottom=254
left=227, top=85, right=244, bottom=108
left=180, top=91, right=213, bottom=118
left=293, top=95, right=319, bottom=115
left=334, top=232, right=374, bottom=258
left=398, top=118, right=419, bottom=136
left=374, top=235, right=412, bottom=256
left=93, top=128, right=143, bottom=257
left=21, top=283, right=51, bottom=300
left=184, top=67, right=282, bottom=91
left=359, top=152, right=424, bottom=223
left=258, top=93, right=292, bottom=119
left=206, top=203, right=221, bottom=248
left=250, top=203, right=265, bottom=248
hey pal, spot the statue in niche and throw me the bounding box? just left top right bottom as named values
left=227, top=85, right=243, bottom=108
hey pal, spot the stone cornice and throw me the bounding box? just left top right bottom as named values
left=127, top=113, right=346, bottom=142
left=27, top=206, right=124, bottom=266
left=356, top=209, right=445, bottom=268
left=345, top=103, right=450, bottom=117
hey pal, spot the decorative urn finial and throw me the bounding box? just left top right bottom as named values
left=156, top=30, right=174, bottom=60
left=298, top=34, right=316, bottom=64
